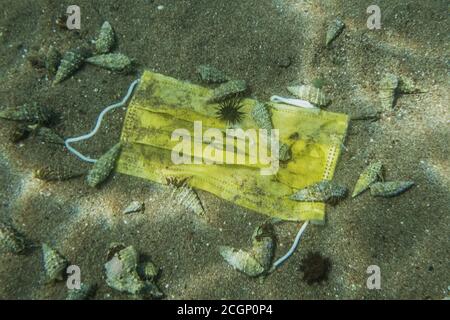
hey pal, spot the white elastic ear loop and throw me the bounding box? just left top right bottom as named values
left=64, top=79, right=140, bottom=163
left=269, top=221, right=309, bottom=273
left=270, top=95, right=318, bottom=110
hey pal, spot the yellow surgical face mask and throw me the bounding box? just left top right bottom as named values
left=117, top=71, right=349, bottom=222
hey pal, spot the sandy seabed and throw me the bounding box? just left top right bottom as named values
left=0, top=0, right=448, bottom=299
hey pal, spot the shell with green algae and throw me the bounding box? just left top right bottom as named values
left=34, top=166, right=85, bottom=182
left=287, top=85, right=331, bottom=107
left=398, top=76, right=426, bottom=94
left=326, top=18, right=345, bottom=46
left=45, top=45, right=61, bottom=76
left=86, top=143, right=122, bottom=188
left=105, top=245, right=144, bottom=295
left=33, top=126, right=65, bottom=145
left=278, top=143, right=292, bottom=162
left=95, top=21, right=115, bottom=54
left=251, top=103, right=292, bottom=162
left=104, top=245, right=164, bottom=298
left=379, top=73, right=399, bottom=110
left=54, top=49, right=86, bottom=84
left=9, top=124, right=30, bottom=143
left=251, top=102, right=273, bottom=131
left=138, top=260, right=160, bottom=282
left=0, top=222, right=26, bottom=254
left=197, top=65, right=229, bottom=84
left=0, top=103, right=52, bottom=125
left=86, top=53, right=133, bottom=72
left=208, top=80, right=248, bottom=103
left=168, top=178, right=205, bottom=216
left=42, top=243, right=68, bottom=282
left=219, top=223, right=275, bottom=277
left=66, top=283, right=97, bottom=300
left=370, top=181, right=414, bottom=197
left=352, top=161, right=383, bottom=198
left=290, top=180, right=348, bottom=203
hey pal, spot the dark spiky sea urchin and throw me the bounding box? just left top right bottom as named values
left=299, top=251, right=332, bottom=285
left=215, top=96, right=245, bottom=125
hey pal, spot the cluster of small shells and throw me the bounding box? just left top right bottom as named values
left=0, top=103, right=52, bottom=125
left=0, top=101, right=120, bottom=187
left=352, top=161, right=414, bottom=198
left=0, top=103, right=68, bottom=147
left=104, top=244, right=163, bottom=298
left=219, top=223, right=275, bottom=277
left=379, top=73, right=424, bottom=110
left=289, top=162, right=414, bottom=204
left=40, top=21, right=134, bottom=86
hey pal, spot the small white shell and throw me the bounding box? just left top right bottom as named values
left=123, top=201, right=145, bottom=214
left=286, top=85, right=331, bottom=107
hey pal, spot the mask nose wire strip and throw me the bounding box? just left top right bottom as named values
left=64, top=79, right=140, bottom=163
left=269, top=220, right=309, bottom=273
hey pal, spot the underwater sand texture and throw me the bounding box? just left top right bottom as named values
left=0, top=0, right=449, bottom=299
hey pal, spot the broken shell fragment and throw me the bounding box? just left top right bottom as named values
left=86, top=143, right=122, bottom=188
left=66, top=283, right=96, bottom=300
left=0, top=222, right=26, bottom=254
left=219, top=246, right=265, bottom=277
left=0, top=103, right=52, bottom=125
left=379, top=73, right=398, bottom=110
left=197, top=65, right=229, bottom=84
left=250, top=223, right=275, bottom=271
left=208, top=80, right=248, bottom=103
left=104, top=245, right=163, bottom=298
left=370, top=181, right=414, bottom=197
left=219, top=223, right=275, bottom=277
left=123, top=201, right=145, bottom=214
left=86, top=53, right=133, bottom=72
left=95, top=21, right=115, bottom=54
left=54, top=49, right=85, bottom=84
left=138, top=260, right=160, bottom=281
left=287, top=85, right=331, bottom=107
left=326, top=18, right=345, bottom=46
left=104, top=245, right=144, bottom=295
left=290, top=180, right=348, bottom=203
left=42, top=243, right=68, bottom=282
left=352, top=161, right=383, bottom=197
